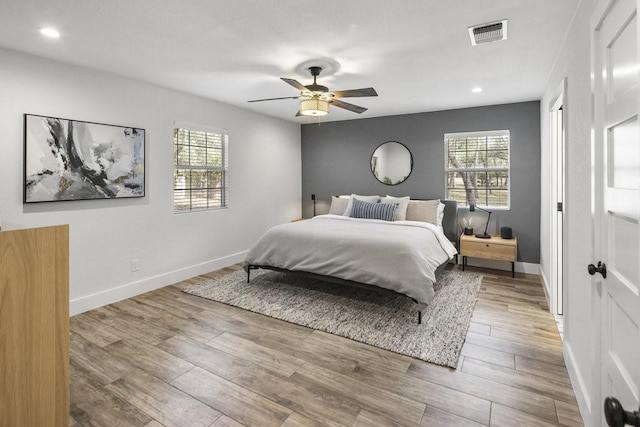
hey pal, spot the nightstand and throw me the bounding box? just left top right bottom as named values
left=460, top=233, right=517, bottom=277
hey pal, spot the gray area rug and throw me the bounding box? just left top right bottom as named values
left=182, top=269, right=482, bottom=368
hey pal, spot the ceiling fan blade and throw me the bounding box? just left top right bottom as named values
left=330, top=99, right=368, bottom=114
left=248, top=96, right=302, bottom=103
left=331, top=87, right=378, bottom=98
left=281, top=78, right=308, bottom=92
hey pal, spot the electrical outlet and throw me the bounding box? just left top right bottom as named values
left=131, top=259, right=140, bottom=272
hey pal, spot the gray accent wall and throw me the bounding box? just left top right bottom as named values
left=301, top=101, right=541, bottom=263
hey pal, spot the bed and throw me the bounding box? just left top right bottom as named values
left=244, top=197, right=458, bottom=323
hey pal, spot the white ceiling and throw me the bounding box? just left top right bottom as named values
left=0, top=0, right=580, bottom=123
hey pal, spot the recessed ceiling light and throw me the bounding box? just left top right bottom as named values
left=472, top=87, right=483, bottom=93
left=40, top=27, right=60, bottom=39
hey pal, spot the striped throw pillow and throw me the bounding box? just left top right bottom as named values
left=350, top=198, right=398, bottom=221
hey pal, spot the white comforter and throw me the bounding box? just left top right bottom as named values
left=244, top=215, right=458, bottom=305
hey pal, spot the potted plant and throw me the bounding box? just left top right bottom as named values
left=463, top=217, right=474, bottom=235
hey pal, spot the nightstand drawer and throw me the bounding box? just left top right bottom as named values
left=461, top=239, right=516, bottom=262
left=460, top=234, right=517, bottom=277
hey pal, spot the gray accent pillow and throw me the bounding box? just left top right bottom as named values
left=350, top=199, right=398, bottom=221
left=343, top=194, right=381, bottom=216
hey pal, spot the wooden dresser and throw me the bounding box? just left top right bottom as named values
left=460, top=233, right=517, bottom=277
left=0, top=225, right=69, bottom=426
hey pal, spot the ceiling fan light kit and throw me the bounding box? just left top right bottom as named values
left=300, top=97, right=329, bottom=116
left=248, top=65, right=377, bottom=117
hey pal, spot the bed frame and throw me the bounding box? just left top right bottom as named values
left=246, top=199, right=458, bottom=324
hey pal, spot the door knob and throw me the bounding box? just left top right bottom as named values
left=588, top=261, right=607, bottom=278
left=604, top=397, right=640, bottom=427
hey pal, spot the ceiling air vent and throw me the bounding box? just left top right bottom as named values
left=468, top=20, right=508, bottom=46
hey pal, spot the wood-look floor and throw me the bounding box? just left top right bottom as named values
left=68, top=264, right=583, bottom=427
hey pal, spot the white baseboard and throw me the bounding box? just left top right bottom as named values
left=539, top=267, right=551, bottom=297
left=516, top=261, right=540, bottom=275
left=458, top=257, right=540, bottom=275
left=71, top=252, right=539, bottom=316
left=539, top=267, right=552, bottom=306
left=70, top=251, right=247, bottom=316
left=564, top=341, right=593, bottom=426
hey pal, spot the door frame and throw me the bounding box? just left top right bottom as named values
left=590, top=3, right=606, bottom=425
left=550, top=79, right=568, bottom=320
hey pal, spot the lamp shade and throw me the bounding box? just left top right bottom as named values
left=300, top=98, right=329, bottom=116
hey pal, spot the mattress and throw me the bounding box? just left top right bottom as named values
left=244, top=215, right=458, bottom=305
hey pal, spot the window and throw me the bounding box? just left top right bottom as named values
left=173, top=126, right=228, bottom=212
left=444, top=130, right=510, bottom=208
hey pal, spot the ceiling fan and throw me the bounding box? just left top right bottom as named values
left=248, top=66, right=378, bottom=117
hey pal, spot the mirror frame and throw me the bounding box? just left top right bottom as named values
left=370, top=141, right=413, bottom=185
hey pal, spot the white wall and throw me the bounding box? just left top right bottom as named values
left=0, top=47, right=301, bottom=315
left=539, top=0, right=599, bottom=425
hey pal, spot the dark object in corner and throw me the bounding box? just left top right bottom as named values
left=500, top=226, right=513, bottom=239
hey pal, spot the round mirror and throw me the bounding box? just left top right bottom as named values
left=370, top=141, right=413, bottom=185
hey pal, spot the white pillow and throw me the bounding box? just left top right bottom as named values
left=328, top=196, right=349, bottom=215
left=343, top=194, right=380, bottom=216
left=405, top=199, right=440, bottom=225
left=437, top=202, right=445, bottom=227
left=381, top=195, right=410, bottom=221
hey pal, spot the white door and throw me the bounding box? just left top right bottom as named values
left=592, top=0, right=640, bottom=425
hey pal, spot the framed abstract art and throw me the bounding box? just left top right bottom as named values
left=24, top=114, right=145, bottom=203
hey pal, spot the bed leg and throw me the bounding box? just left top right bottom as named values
left=247, top=266, right=251, bottom=283
left=415, top=302, right=426, bottom=325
